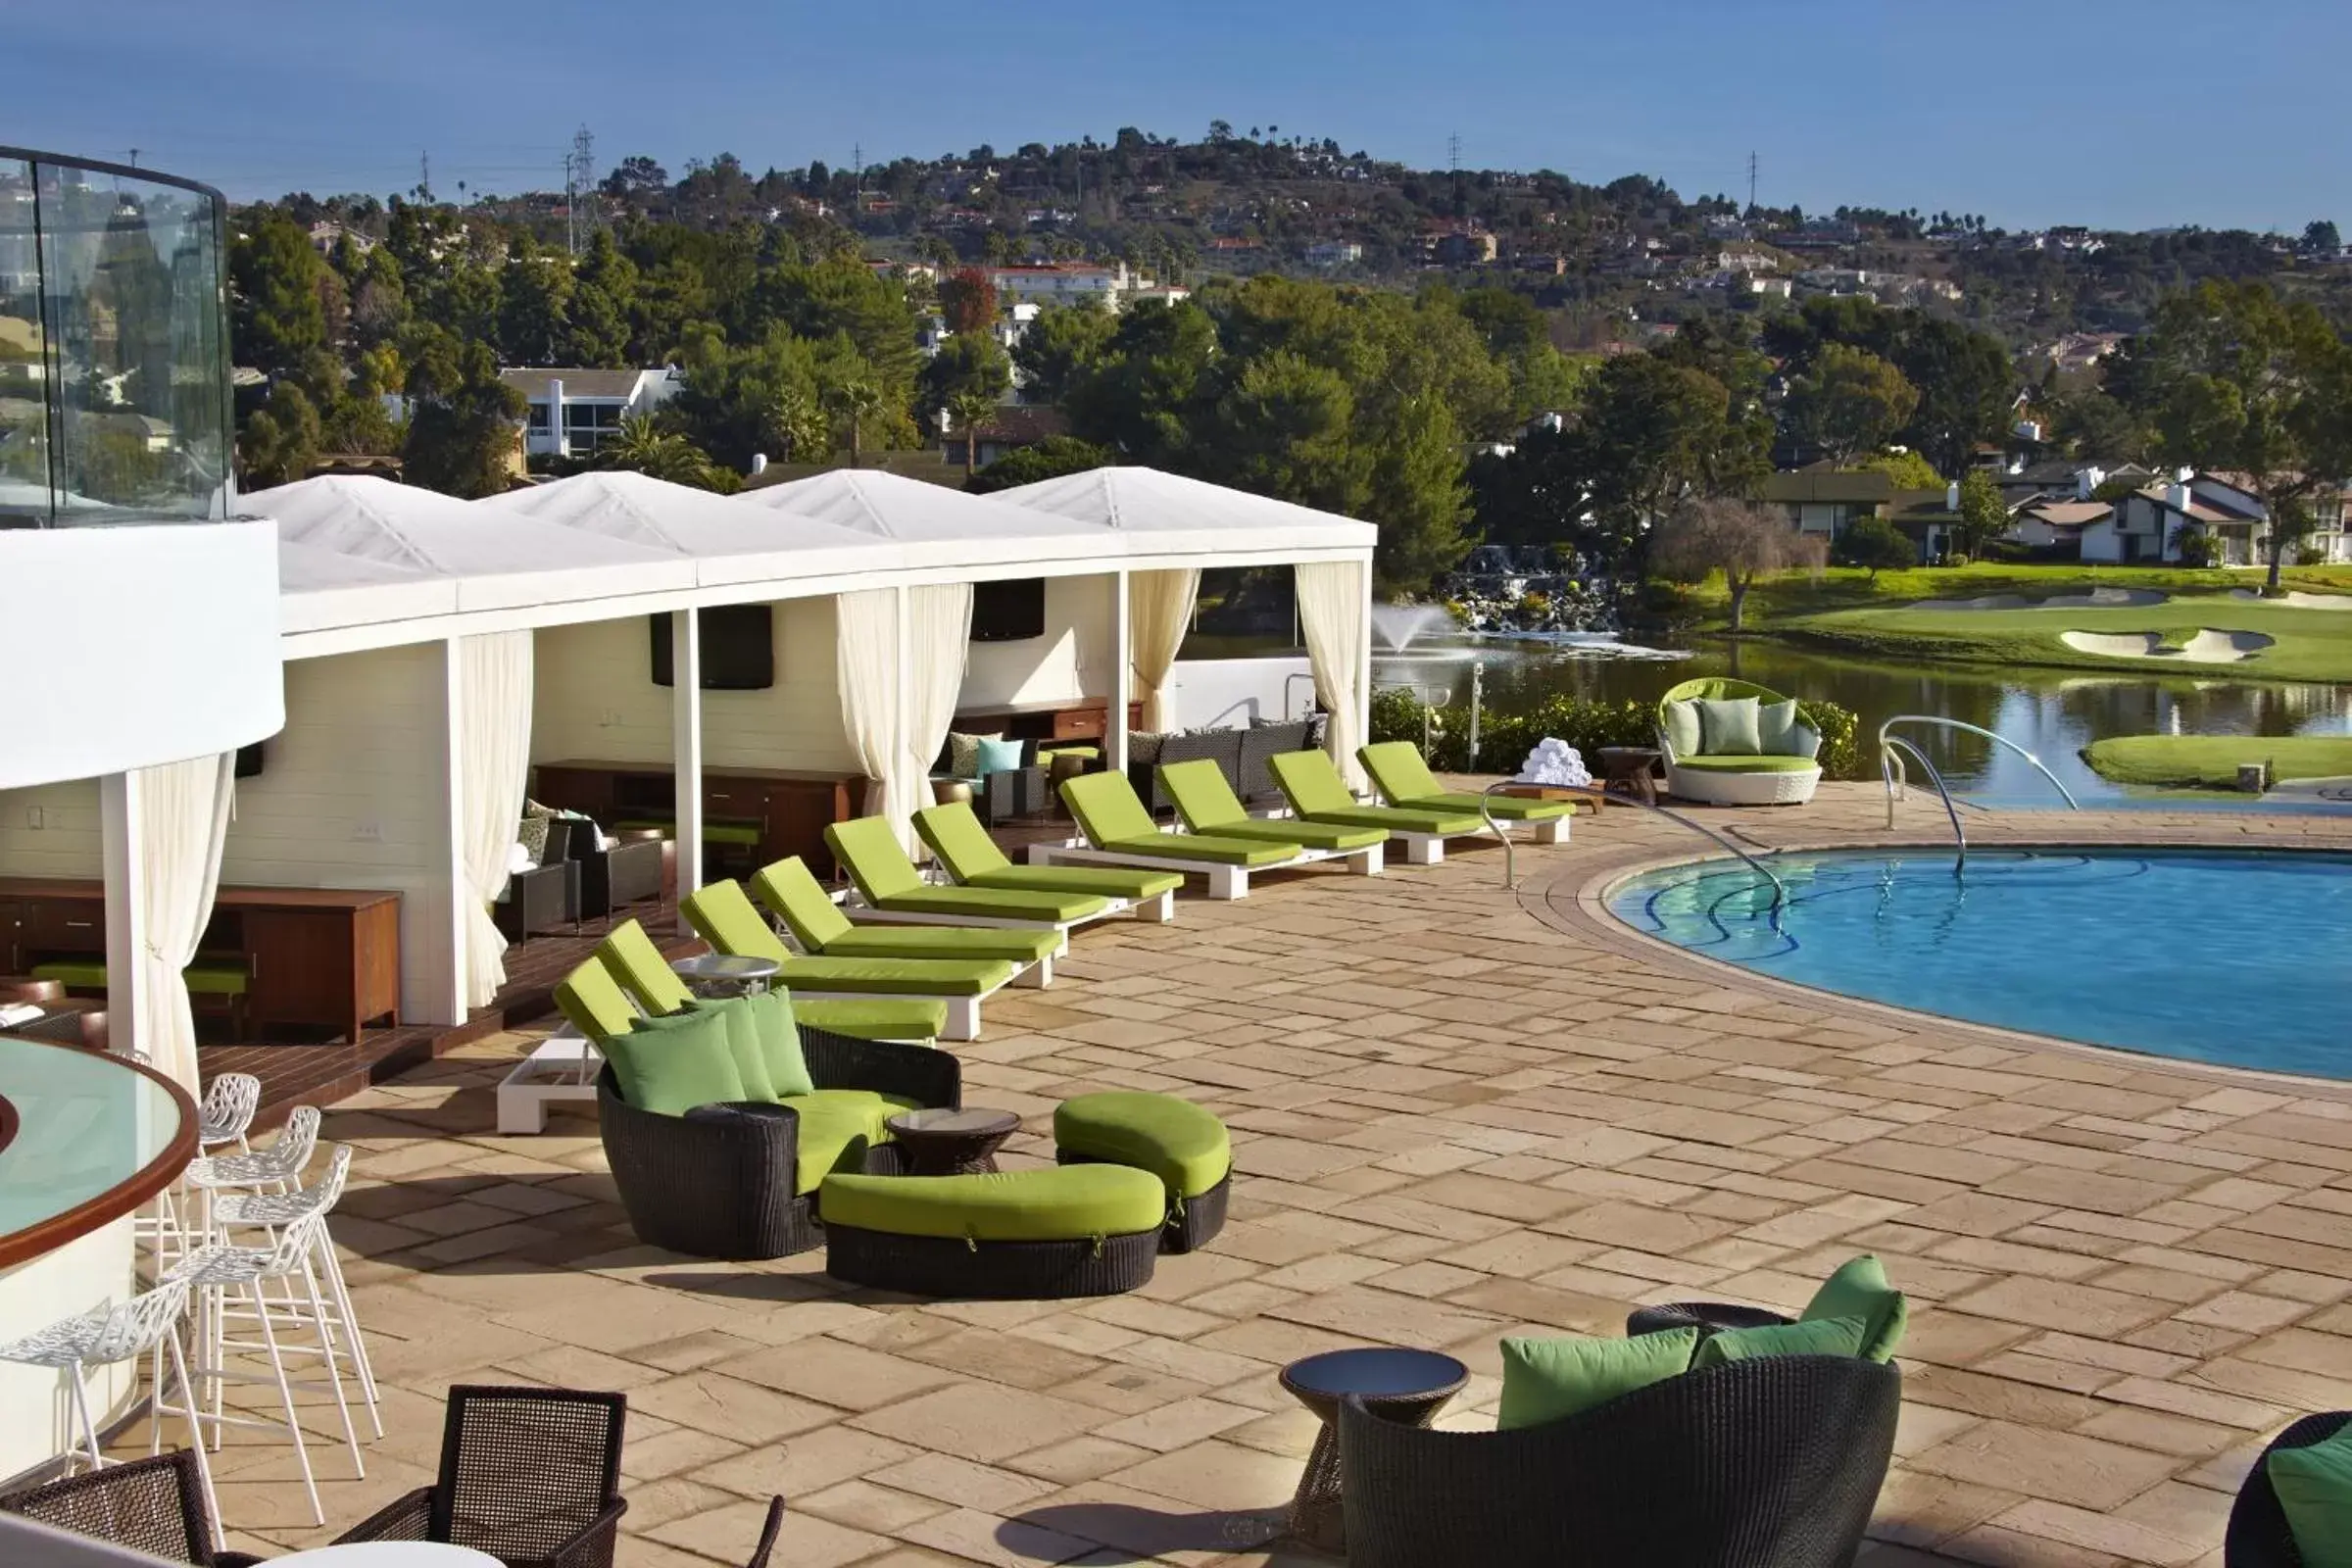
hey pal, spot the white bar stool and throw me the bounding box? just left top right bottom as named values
left=211, top=1145, right=381, bottom=1439
left=143, top=1073, right=267, bottom=1276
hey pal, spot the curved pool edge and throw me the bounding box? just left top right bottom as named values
left=1522, top=832, right=2352, bottom=1102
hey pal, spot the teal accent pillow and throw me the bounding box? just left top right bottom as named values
left=2268, top=1428, right=2352, bottom=1568
left=1662, top=700, right=1702, bottom=760
left=1754, top=700, right=1800, bottom=756
left=631, top=999, right=774, bottom=1102
left=1695, top=697, right=1762, bottom=756
left=975, top=736, right=1027, bottom=777
left=1497, top=1328, right=1697, bottom=1431
left=1691, top=1314, right=1867, bottom=1370
left=1802, top=1254, right=1908, bottom=1363
left=747, top=989, right=813, bottom=1097
left=601, top=1006, right=745, bottom=1116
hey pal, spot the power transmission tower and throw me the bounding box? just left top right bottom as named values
left=418, top=151, right=432, bottom=204
left=852, top=142, right=863, bottom=195
left=1747, top=151, right=1759, bottom=215
left=567, top=124, right=598, bottom=254
left=1448, top=132, right=1465, bottom=219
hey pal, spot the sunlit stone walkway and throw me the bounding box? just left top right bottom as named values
left=174, top=785, right=2352, bottom=1567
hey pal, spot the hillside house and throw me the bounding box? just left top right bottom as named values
left=500, top=367, right=684, bottom=459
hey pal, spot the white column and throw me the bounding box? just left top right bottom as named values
left=672, top=609, right=703, bottom=933
left=1106, top=571, right=1132, bottom=774
left=98, top=771, right=149, bottom=1060
left=423, top=639, right=467, bottom=1026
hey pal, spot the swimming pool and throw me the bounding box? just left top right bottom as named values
left=1608, top=847, right=2352, bottom=1078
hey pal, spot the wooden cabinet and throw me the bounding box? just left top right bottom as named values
left=0, top=879, right=401, bottom=1045
left=956, top=698, right=1146, bottom=745
left=531, top=760, right=867, bottom=877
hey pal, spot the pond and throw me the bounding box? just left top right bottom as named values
left=1373, top=638, right=2352, bottom=807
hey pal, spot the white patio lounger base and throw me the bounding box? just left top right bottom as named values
left=498, top=1029, right=601, bottom=1135
left=1025, top=840, right=1381, bottom=901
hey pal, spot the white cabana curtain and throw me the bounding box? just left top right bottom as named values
left=133, top=754, right=236, bottom=1092
left=902, top=583, right=974, bottom=848
left=1296, top=561, right=1371, bottom=792
left=1127, top=568, right=1200, bottom=733
left=458, top=631, right=535, bottom=1009
left=835, top=588, right=901, bottom=822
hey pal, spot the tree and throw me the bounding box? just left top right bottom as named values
left=1567, top=354, right=1761, bottom=566
left=1832, top=515, right=1917, bottom=580
left=829, top=378, right=885, bottom=466
left=594, top=413, right=732, bottom=490
left=1783, top=344, right=1920, bottom=465
left=239, top=382, right=321, bottom=488
left=945, top=388, right=998, bottom=479
left=916, top=332, right=1009, bottom=421
left=938, top=268, right=998, bottom=335
left=1847, top=449, right=1942, bottom=489
left=1648, top=498, right=1827, bottom=634
left=228, top=214, right=331, bottom=384
left=2304, top=220, right=2341, bottom=254
left=967, top=434, right=1113, bottom=494
left=1953, top=469, right=2008, bottom=560
left=402, top=328, right=525, bottom=497
left=1012, top=301, right=1116, bottom=405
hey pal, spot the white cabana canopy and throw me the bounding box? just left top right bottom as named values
left=739, top=468, right=1109, bottom=563
left=996, top=466, right=1380, bottom=556
left=480, top=469, right=907, bottom=582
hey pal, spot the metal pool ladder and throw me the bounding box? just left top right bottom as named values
left=1878, top=715, right=2081, bottom=868
left=1482, top=780, right=1788, bottom=911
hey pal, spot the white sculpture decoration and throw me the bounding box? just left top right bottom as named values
left=1515, top=737, right=1592, bottom=788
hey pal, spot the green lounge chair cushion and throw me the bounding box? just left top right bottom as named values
left=602, top=1006, right=745, bottom=1117
left=1102, top=832, right=1299, bottom=866
left=631, top=997, right=777, bottom=1102
left=818, top=1165, right=1169, bottom=1243
left=916, top=799, right=1181, bottom=899
left=796, top=998, right=947, bottom=1042
left=704, top=819, right=761, bottom=848
left=2268, top=1428, right=2352, bottom=1568
left=1497, top=1328, right=1697, bottom=1430
left=1690, top=1314, right=1868, bottom=1370
left=596, top=919, right=695, bottom=1014
left=1063, top=770, right=1302, bottom=865
left=1187, top=817, right=1383, bottom=853
left=911, top=800, right=1020, bottom=880
left=681, top=879, right=793, bottom=965
left=1358, top=742, right=1572, bottom=820
left=555, top=957, right=638, bottom=1044
left=1303, top=802, right=1483, bottom=835
left=781, top=1088, right=921, bottom=1194
left=1269, top=750, right=1481, bottom=835
left=1661, top=699, right=1702, bottom=760
left=752, top=857, right=858, bottom=952
left=1036, top=744, right=1100, bottom=760
left=1404, top=792, right=1569, bottom=821
left=776, top=954, right=1015, bottom=998
left=1695, top=697, right=1762, bottom=756
left=29, top=959, right=109, bottom=988
left=1159, top=759, right=1385, bottom=853
left=1054, top=1091, right=1231, bottom=1199
left=830, top=815, right=1107, bottom=922
left=1672, top=754, right=1822, bottom=775
left=1801, top=1254, right=1908, bottom=1363
left=610, top=816, right=674, bottom=834
left=816, top=923, right=1058, bottom=963
left=184, top=963, right=248, bottom=996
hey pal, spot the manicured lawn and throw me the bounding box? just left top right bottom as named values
left=1779, top=598, right=2352, bottom=683
left=1680, top=560, right=2352, bottom=628
left=2083, top=734, right=2352, bottom=789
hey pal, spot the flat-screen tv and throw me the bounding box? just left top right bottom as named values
left=234, top=742, right=266, bottom=778
left=971, top=578, right=1047, bottom=643
left=650, top=606, right=775, bottom=690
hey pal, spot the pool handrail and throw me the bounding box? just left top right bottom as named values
left=1483, top=779, right=1788, bottom=912
left=1879, top=715, right=2081, bottom=829
left=1881, top=735, right=1969, bottom=868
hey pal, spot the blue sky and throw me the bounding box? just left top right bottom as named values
left=10, top=0, right=2346, bottom=232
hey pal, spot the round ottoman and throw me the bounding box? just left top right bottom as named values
left=1054, top=1090, right=1231, bottom=1253
left=818, top=1165, right=1166, bottom=1298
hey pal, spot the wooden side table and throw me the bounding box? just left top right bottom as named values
left=1596, top=746, right=1664, bottom=806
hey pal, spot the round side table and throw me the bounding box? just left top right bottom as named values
left=884, top=1106, right=1022, bottom=1175
left=670, top=953, right=780, bottom=998
left=1278, top=1347, right=1468, bottom=1554
left=1596, top=745, right=1664, bottom=806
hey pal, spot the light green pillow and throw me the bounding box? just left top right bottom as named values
left=1661, top=699, right=1702, bottom=760
left=746, top=989, right=813, bottom=1097
left=1496, top=1327, right=1696, bottom=1430
left=631, top=998, right=774, bottom=1102
left=2269, top=1428, right=2352, bottom=1568
left=1695, top=697, right=1762, bottom=756
left=1802, top=1254, right=1908, bottom=1363
left=601, top=1007, right=745, bottom=1116
left=1754, top=699, right=1800, bottom=756
left=1692, top=1314, right=1867, bottom=1369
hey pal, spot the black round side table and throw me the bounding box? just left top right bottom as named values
left=1278, top=1347, right=1468, bottom=1554
left=884, top=1106, right=1022, bottom=1175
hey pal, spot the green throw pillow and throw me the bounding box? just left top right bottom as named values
left=632, top=999, right=774, bottom=1102
left=1496, top=1328, right=1697, bottom=1431
left=1692, top=1314, right=1867, bottom=1370
left=1695, top=697, right=1762, bottom=756
left=1662, top=700, right=1702, bottom=760
left=601, top=1006, right=745, bottom=1116
left=1754, top=699, right=1800, bottom=756
left=747, top=989, right=813, bottom=1097
left=1802, top=1254, right=1908, bottom=1362
left=2268, top=1428, right=2352, bottom=1568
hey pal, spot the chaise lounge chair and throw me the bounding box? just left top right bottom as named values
left=1655, top=677, right=1823, bottom=807
left=826, top=816, right=1119, bottom=936
left=1157, top=760, right=1386, bottom=871
left=1043, top=771, right=1372, bottom=901
left=742, top=858, right=1060, bottom=983
left=1358, top=741, right=1572, bottom=844
left=1266, top=749, right=1492, bottom=865
left=912, top=799, right=1182, bottom=923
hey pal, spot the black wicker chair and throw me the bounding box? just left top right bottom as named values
left=334, top=1385, right=627, bottom=1568
left=2226, top=1410, right=2352, bottom=1567
left=1237, top=719, right=1314, bottom=808
left=596, top=1026, right=962, bottom=1259
left=0, top=1450, right=261, bottom=1567
left=1337, top=1354, right=1900, bottom=1568
left=567, top=826, right=664, bottom=918
left=496, top=819, right=582, bottom=941
left=1628, top=1300, right=1801, bottom=1338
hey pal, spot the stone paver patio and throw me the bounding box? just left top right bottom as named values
left=170, top=784, right=2352, bottom=1567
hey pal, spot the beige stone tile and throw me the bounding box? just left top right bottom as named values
left=852, top=1384, right=1108, bottom=1462
left=1908, top=1419, right=2180, bottom=1510
left=650, top=1498, right=884, bottom=1568
left=727, top=1340, right=963, bottom=1411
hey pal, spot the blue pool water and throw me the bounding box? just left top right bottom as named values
left=1609, top=848, right=2352, bottom=1077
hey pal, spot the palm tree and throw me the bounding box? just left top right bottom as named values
left=762, top=384, right=820, bottom=464
left=946, top=389, right=998, bottom=481
left=830, top=379, right=884, bottom=466
left=595, top=412, right=723, bottom=489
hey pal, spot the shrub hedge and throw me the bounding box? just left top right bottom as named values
left=1367, top=687, right=1865, bottom=782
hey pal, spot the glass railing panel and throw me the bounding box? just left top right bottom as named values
left=0, top=157, right=47, bottom=528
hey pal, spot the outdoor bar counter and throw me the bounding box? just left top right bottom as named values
left=0, top=1037, right=195, bottom=1485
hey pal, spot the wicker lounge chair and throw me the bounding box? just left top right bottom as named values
left=0, top=1449, right=260, bottom=1567
left=913, top=799, right=1182, bottom=922
left=2225, top=1410, right=2352, bottom=1567
left=1337, top=1354, right=1899, bottom=1568
left=1046, top=771, right=1370, bottom=901
left=1656, top=677, right=1824, bottom=806
left=1266, top=748, right=1491, bottom=865
left=1358, top=740, right=1572, bottom=842
left=826, top=815, right=1119, bottom=934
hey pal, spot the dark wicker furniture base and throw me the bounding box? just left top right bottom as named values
left=824, top=1221, right=1159, bottom=1298
left=1055, top=1154, right=1230, bottom=1253
left=1281, top=1348, right=1467, bottom=1555
left=0, top=1449, right=261, bottom=1567
left=2226, top=1409, right=2351, bottom=1567
left=1338, top=1354, right=1899, bottom=1568
left=1627, top=1300, right=1796, bottom=1338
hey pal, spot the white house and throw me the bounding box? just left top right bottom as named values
left=499, top=367, right=685, bottom=459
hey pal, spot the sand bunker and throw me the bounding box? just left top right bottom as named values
left=2060, top=628, right=2276, bottom=662
left=2228, top=589, right=2352, bottom=611
left=1909, top=588, right=2167, bottom=612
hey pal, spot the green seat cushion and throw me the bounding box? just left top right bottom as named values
left=751, top=857, right=858, bottom=953
left=1298, top=804, right=1484, bottom=836
left=704, top=820, right=762, bottom=848
left=1800, top=1254, right=1908, bottom=1363
left=183, top=963, right=248, bottom=996
left=796, top=998, right=948, bottom=1041
left=1695, top=697, right=1763, bottom=756
left=911, top=801, right=1017, bottom=882
left=1194, top=817, right=1386, bottom=853
left=602, top=1006, right=745, bottom=1117
left=1061, top=770, right=1175, bottom=850
left=610, top=816, right=674, bottom=834
left=2267, top=1427, right=2352, bottom=1568
left=818, top=1165, right=1169, bottom=1243
left=681, top=879, right=793, bottom=965
left=777, top=955, right=1016, bottom=998
left=596, top=919, right=696, bottom=1014
left=783, top=1088, right=921, bottom=1193
left=1157, top=758, right=1257, bottom=832
left=29, top=959, right=109, bottom=988
left=555, top=957, right=638, bottom=1044
left=1497, top=1328, right=1697, bottom=1430
left=1690, top=1314, right=1868, bottom=1370
left=969, top=865, right=1185, bottom=900
left=1036, top=744, right=1100, bottom=760
left=1672, top=754, right=1823, bottom=774
left=818, top=924, right=1059, bottom=964
left=1356, top=740, right=1448, bottom=804
left=1100, top=832, right=1300, bottom=867
left=1398, top=791, right=1571, bottom=822
left=1054, top=1091, right=1231, bottom=1198
left=866, top=885, right=1107, bottom=923
left=827, top=815, right=936, bottom=903
left=630, top=997, right=776, bottom=1101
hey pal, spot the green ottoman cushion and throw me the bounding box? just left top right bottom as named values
left=781, top=1088, right=921, bottom=1193
left=1672, top=754, right=1823, bottom=775
left=818, top=1165, right=1168, bottom=1242
left=182, top=963, right=249, bottom=997
left=1054, top=1091, right=1231, bottom=1199
left=29, top=959, right=110, bottom=989
left=704, top=820, right=762, bottom=848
